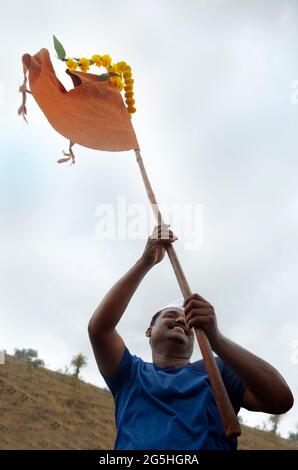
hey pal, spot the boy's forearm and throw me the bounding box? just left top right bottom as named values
left=89, top=257, right=151, bottom=334
left=212, top=334, right=293, bottom=409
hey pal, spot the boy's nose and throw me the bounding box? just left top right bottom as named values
left=175, top=316, right=189, bottom=331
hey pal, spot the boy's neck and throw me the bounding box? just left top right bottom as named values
left=152, top=352, right=190, bottom=369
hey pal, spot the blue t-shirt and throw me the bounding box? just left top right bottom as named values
left=103, top=347, right=245, bottom=450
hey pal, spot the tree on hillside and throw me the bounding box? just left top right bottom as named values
left=268, top=414, right=281, bottom=435
left=14, top=348, right=45, bottom=367
left=71, top=353, right=87, bottom=378
left=288, top=423, right=298, bottom=442
left=288, top=431, right=298, bottom=442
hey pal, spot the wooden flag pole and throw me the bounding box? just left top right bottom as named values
left=135, top=149, right=241, bottom=438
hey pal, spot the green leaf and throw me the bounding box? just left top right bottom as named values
left=53, top=35, right=66, bottom=60
left=98, top=73, right=110, bottom=80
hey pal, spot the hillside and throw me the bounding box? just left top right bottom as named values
left=0, top=354, right=297, bottom=450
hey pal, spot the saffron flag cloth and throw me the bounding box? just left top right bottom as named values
left=19, top=48, right=139, bottom=156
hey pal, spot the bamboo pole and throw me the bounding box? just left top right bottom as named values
left=135, top=149, right=241, bottom=438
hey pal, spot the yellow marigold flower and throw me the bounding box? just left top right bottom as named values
left=91, top=54, right=103, bottom=67
left=123, top=71, right=132, bottom=79
left=125, top=91, right=134, bottom=99
left=116, top=61, right=127, bottom=73
left=109, top=76, right=117, bottom=86
left=109, top=76, right=124, bottom=90
left=79, top=57, right=90, bottom=73
left=126, top=98, right=135, bottom=106
left=65, top=58, right=78, bottom=72
left=109, top=64, right=120, bottom=75
left=127, top=106, right=136, bottom=113
left=114, top=77, right=122, bottom=87
left=102, top=54, right=112, bottom=69
left=124, top=85, right=133, bottom=92
left=125, top=78, right=134, bottom=85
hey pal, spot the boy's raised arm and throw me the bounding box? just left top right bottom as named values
left=88, top=224, right=177, bottom=377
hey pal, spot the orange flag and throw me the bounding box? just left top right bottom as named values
left=18, top=48, right=139, bottom=162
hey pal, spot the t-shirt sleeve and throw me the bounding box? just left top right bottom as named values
left=216, top=357, right=246, bottom=414
left=101, top=346, right=133, bottom=397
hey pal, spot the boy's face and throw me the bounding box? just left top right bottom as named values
left=147, top=307, right=194, bottom=358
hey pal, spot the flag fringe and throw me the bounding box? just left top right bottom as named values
left=18, top=66, right=31, bottom=123
left=57, top=142, right=76, bottom=165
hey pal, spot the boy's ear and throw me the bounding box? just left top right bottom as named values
left=145, top=327, right=152, bottom=338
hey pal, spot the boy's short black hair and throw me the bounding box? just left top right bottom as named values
left=149, top=310, right=163, bottom=328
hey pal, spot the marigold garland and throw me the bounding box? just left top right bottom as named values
left=64, top=53, right=136, bottom=116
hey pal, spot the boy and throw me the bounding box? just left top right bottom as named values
left=88, top=225, right=293, bottom=450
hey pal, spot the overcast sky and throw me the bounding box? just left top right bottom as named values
left=1, top=0, right=298, bottom=437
